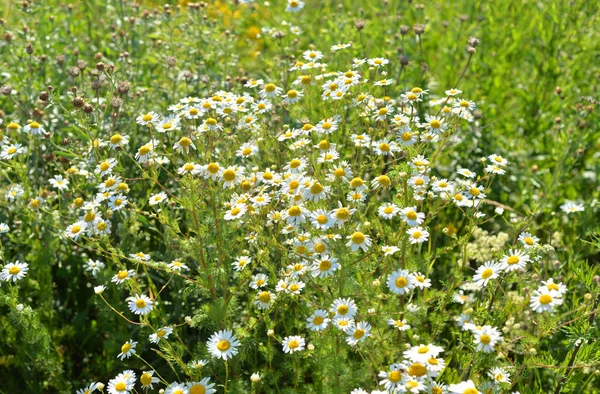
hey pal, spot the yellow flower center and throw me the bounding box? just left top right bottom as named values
left=121, top=343, right=132, bottom=353
left=70, top=225, right=82, bottom=234
left=288, top=205, right=302, bottom=217
left=406, top=381, right=419, bottom=389
left=539, top=294, right=553, bottom=305
left=7, top=122, right=20, bottom=130
left=395, top=276, right=408, bottom=288
left=428, top=357, right=439, bottom=365
left=230, top=207, right=241, bottom=216
left=141, top=372, right=153, bottom=386
left=384, top=207, right=394, bottom=214
left=407, top=93, right=417, bottom=101
left=265, top=83, right=276, bottom=92
left=222, top=169, right=236, bottom=181
left=481, top=268, right=494, bottom=279
left=142, top=114, right=153, bottom=122
left=7, top=147, right=17, bottom=154
left=115, top=382, right=127, bottom=391
left=206, top=118, right=217, bottom=125
left=463, top=389, right=478, bottom=394
left=289, top=284, right=300, bottom=292
left=337, top=305, right=349, bottom=315
left=406, top=211, right=418, bottom=220
left=310, top=183, right=323, bottom=195
left=315, top=243, right=326, bottom=253
left=135, top=299, right=146, bottom=308
left=319, top=260, right=332, bottom=271
left=97, top=222, right=107, bottom=231
left=313, top=316, right=324, bottom=325
left=388, top=370, right=402, bottom=383
left=259, top=291, right=271, bottom=303
left=84, top=212, right=96, bottom=222
left=336, top=208, right=350, bottom=220
left=507, top=256, right=519, bottom=265
left=417, top=345, right=429, bottom=354
left=242, top=147, right=252, bottom=156
left=350, top=178, right=364, bottom=188
left=351, top=232, right=365, bottom=244
left=379, top=143, right=391, bottom=152
left=430, top=119, right=441, bottom=129
left=548, top=283, right=559, bottom=291
left=207, top=163, right=220, bottom=174
left=190, top=385, right=206, bottom=394
left=480, top=334, right=491, bottom=344
left=322, top=122, right=332, bottom=130
left=290, top=159, right=302, bottom=168
left=301, top=75, right=311, bottom=84
left=288, top=339, right=300, bottom=349
left=524, top=237, right=534, bottom=245
left=287, top=90, right=298, bottom=98
left=377, top=175, right=391, bottom=187
left=353, top=329, right=365, bottom=339
left=139, top=145, right=151, bottom=155
left=412, top=231, right=423, bottom=239
left=217, top=339, right=230, bottom=351
left=9, top=266, right=20, bottom=275
left=179, top=137, right=192, bottom=147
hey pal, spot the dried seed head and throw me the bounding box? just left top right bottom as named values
left=166, top=56, right=177, bottom=68
left=72, top=96, right=85, bottom=108
left=400, top=56, right=409, bottom=66
left=400, top=25, right=409, bottom=35
left=56, top=54, right=65, bottom=65
left=354, top=18, right=366, bottom=31
left=468, top=36, right=480, bottom=47
left=96, top=62, right=105, bottom=72
left=0, top=84, right=13, bottom=95
left=25, top=42, right=34, bottom=54
left=83, top=103, right=94, bottom=114
left=413, top=24, right=425, bottom=35
left=467, top=46, right=476, bottom=55
left=39, top=91, right=49, bottom=101
left=117, top=81, right=130, bottom=95
left=68, top=66, right=81, bottom=77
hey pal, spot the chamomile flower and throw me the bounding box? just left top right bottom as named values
left=1, top=261, right=28, bottom=282
left=76, top=382, right=99, bottom=394
left=331, top=297, right=357, bottom=318
left=117, top=340, right=137, bottom=360
left=136, top=140, right=158, bottom=163
left=530, top=289, right=563, bottom=313
left=387, top=269, right=415, bottom=295
left=388, top=318, right=411, bottom=331
left=165, top=383, right=189, bottom=394
left=108, top=133, right=130, bottom=149
left=187, top=379, right=216, bottom=394
left=207, top=330, right=240, bottom=360
left=65, top=221, right=86, bottom=240
left=473, top=325, right=502, bottom=353
left=260, top=82, right=283, bottom=98
left=404, top=344, right=444, bottom=363
left=282, top=335, right=305, bottom=353
left=49, top=175, right=70, bottom=191
left=127, top=294, right=154, bottom=315
left=136, top=112, right=159, bottom=126
left=173, top=136, right=196, bottom=153
left=406, top=227, right=429, bottom=244
left=224, top=203, right=247, bottom=221
left=107, top=373, right=135, bottom=394
left=311, top=255, right=340, bottom=278
left=178, top=162, right=200, bottom=175
left=149, top=326, right=173, bottom=343
left=0, top=143, right=24, bottom=160
left=372, top=174, right=392, bottom=189
left=538, top=278, right=567, bottom=296
left=140, top=371, right=159, bottom=389
left=560, top=200, right=584, bottom=213
left=346, top=231, right=372, bottom=251
left=149, top=192, right=168, bottom=205
left=255, top=290, right=275, bottom=310
left=284, top=157, right=308, bottom=174
left=333, top=316, right=355, bottom=332
left=346, top=321, right=371, bottom=345
left=412, top=272, right=432, bottom=289
left=378, top=364, right=406, bottom=392
left=500, top=249, right=530, bottom=272
left=448, top=380, right=480, bottom=394
left=382, top=245, right=400, bottom=256
left=307, top=309, right=330, bottom=331
left=232, top=255, right=251, bottom=271
left=472, top=261, right=503, bottom=287
left=489, top=367, right=511, bottom=384
left=250, top=273, right=268, bottom=289
left=331, top=204, right=356, bottom=227
left=400, top=206, right=425, bottom=226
